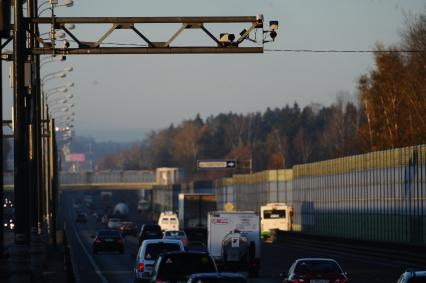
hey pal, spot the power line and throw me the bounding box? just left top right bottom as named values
left=265, top=49, right=426, bottom=53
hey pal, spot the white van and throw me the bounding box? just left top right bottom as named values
left=158, top=211, right=179, bottom=231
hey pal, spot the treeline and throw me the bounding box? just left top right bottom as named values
left=97, top=12, right=426, bottom=177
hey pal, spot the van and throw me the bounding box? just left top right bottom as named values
left=158, top=211, right=179, bottom=231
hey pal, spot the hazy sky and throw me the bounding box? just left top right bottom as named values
left=2, top=0, right=425, bottom=142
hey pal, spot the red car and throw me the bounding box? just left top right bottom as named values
left=281, top=258, right=348, bottom=283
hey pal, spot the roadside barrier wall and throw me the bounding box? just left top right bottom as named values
left=214, top=144, right=426, bottom=245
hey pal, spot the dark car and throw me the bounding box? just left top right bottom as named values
left=92, top=230, right=124, bottom=254
left=150, top=251, right=217, bottom=283
left=138, top=224, right=163, bottom=246
left=281, top=258, right=348, bottom=283
left=187, top=272, right=248, bottom=283
left=397, top=269, right=426, bottom=283
left=120, top=221, right=138, bottom=236
left=75, top=213, right=87, bottom=223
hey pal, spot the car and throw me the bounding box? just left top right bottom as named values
left=149, top=251, right=218, bottom=283
left=138, top=224, right=163, bottom=246
left=281, top=258, right=348, bottom=283
left=397, top=269, right=426, bottom=283
left=186, top=241, right=208, bottom=253
left=187, top=272, right=248, bottom=283
left=75, top=213, right=87, bottom=223
left=163, top=230, right=188, bottom=246
left=101, top=214, right=109, bottom=224
left=92, top=230, right=124, bottom=254
left=120, top=221, right=138, bottom=236
left=134, top=239, right=185, bottom=283
left=107, top=217, right=121, bottom=229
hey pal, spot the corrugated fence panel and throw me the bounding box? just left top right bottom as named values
left=213, top=145, right=426, bottom=246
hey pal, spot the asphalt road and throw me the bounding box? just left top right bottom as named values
left=63, top=191, right=425, bottom=283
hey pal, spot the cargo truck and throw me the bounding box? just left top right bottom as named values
left=207, top=211, right=260, bottom=277
left=178, top=193, right=216, bottom=243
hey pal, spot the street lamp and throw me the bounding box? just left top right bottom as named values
left=40, top=55, right=66, bottom=68
left=48, top=93, right=73, bottom=104
left=45, top=87, right=67, bottom=98
left=41, top=66, right=73, bottom=82
left=42, top=73, right=66, bottom=85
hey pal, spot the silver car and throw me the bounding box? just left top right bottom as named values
left=134, top=239, right=184, bottom=283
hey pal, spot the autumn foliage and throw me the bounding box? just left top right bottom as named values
left=97, top=12, right=426, bottom=177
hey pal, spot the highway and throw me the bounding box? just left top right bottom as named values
left=63, top=191, right=425, bottom=283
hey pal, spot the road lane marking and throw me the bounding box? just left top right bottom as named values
left=68, top=203, right=109, bottom=283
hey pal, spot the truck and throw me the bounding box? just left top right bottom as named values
left=178, top=193, right=216, bottom=243
left=100, top=191, right=112, bottom=212
left=260, top=202, right=293, bottom=233
left=207, top=211, right=260, bottom=277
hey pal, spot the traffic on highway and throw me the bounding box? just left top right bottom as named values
left=62, top=191, right=426, bottom=283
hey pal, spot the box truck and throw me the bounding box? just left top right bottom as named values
left=207, top=211, right=260, bottom=277
left=178, top=193, right=216, bottom=243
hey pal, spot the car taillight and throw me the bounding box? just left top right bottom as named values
left=95, top=239, right=102, bottom=243
left=293, top=279, right=306, bottom=283
left=335, top=279, right=347, bottom=283
left=138, top=263, right=144, bottom=272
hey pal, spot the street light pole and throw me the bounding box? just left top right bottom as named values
left=10, top=0, right=31, bottom=280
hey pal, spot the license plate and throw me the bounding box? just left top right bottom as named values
left=310, top=280, right=329, bottom=283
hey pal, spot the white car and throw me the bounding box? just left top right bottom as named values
left=134, top=239, right=184, bottom=282
left=107, top=218, right=121, bottom=229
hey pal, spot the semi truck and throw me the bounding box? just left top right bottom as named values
left=207, top=211, right=260, bottom=277
left=178, top=193, right=216, bottom=243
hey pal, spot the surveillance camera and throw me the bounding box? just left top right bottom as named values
left=256, top=14, right=264, bottom=28
left=62, top=39, right=70, bottom=48
left=219, top=33, right=235, bottom=43
left=269, top=20, right=279, bottom=31
left=270, top=31, right=277, bottom=41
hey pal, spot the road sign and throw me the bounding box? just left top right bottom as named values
left=197, top=160, right=237, bottom=169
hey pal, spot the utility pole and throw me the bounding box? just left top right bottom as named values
left=9, top=0, right=31, bottom=281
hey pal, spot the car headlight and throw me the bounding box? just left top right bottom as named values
left=4, top=223, right=7, bottom=227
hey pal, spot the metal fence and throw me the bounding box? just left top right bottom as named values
left=59, top=170, right=155, bottom=184
left=214, top=145, right=426, bottom=246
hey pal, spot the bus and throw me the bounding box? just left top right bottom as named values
left=260, top=203, right=292, bottom=233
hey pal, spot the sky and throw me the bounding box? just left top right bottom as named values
left=2, top=0, right=425, bottom=142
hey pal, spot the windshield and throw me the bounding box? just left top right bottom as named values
left=144, top=243, right=182, bottom=260
left=157, top=254, right=217, bottom=279
left=263, top=209, right=286, bottom=219
left=295, top=261, right=342, bottom=273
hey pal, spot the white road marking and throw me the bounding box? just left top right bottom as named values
left=68, top=203, right=109, bottom=283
